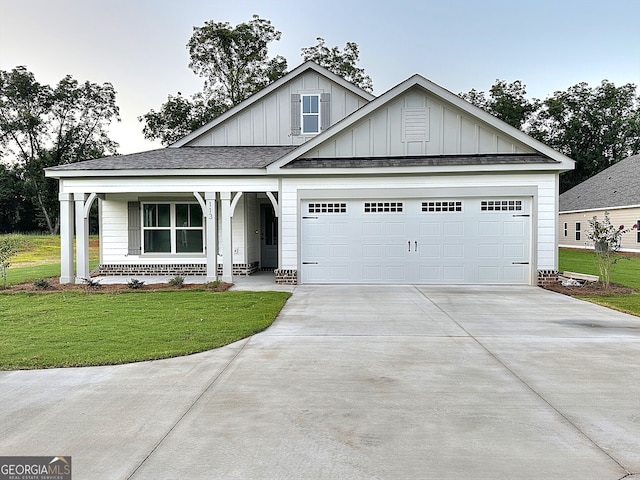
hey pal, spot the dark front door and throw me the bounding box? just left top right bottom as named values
left=260, top=203, right=278, bottom=269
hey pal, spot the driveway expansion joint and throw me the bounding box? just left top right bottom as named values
left=412, top=286, right=632, bottom=475
left=125, top=337, right=252, bottom=480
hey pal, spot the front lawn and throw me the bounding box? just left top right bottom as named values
left=558, top=248, right=640, bottom=316
left=0, top=290, right=290, bottom=370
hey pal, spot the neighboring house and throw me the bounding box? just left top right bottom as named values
left=559, top=153, right=640, bottom=253
left=46, top=61, right=574, bottom=286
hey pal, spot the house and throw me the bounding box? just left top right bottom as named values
left=559, top=153, right=640, bottom=253
left=46, top=61, right=574, bottom=286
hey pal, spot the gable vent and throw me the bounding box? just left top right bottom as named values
left=402, top=107, right=430, bottom=142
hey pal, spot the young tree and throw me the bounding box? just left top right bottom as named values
left=301, top=37, right=373, bottom=93
left=460, top=80, right=538, bottom=129
left=0, top=235, right=17, bottom=288
left=0, top=67, right=120, bottom=233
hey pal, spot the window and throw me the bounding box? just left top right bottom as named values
left=422, top=201, right=462, bottom=212
left=302, top=95, right=320, bottom=134
left=308, top=203, right=346, bottom=214
left=564, top=222, right=568, bottom=237
left=481, top=200, right=522, bottom=211
left=142, top=203, right=203, bottom=254
left=575, top=222, right=581, bottom=241
left=364, top=202, right=403, bottom=213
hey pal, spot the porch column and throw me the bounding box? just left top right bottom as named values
left=74, top=193, right=90, bottom=283
left=59, top=193, right=75, bottom=284
left=220, top=191, right=233, bottom=283
left=205, top=192, right=218, bottom=281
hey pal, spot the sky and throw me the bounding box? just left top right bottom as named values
left=1, top=0, right=639, bottom=154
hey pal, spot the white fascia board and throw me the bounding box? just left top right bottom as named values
left=267, top=74, right=576, bottom=173
left=45, top=168, right=268, bottom=179
left=275, top=162, right=565, bottom=177
left=560, top=204, right=640, bottom=214
left=170, top=61, right=375, bottom=148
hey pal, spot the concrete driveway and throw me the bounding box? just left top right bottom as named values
left=1, top=285, right=639, bottom=479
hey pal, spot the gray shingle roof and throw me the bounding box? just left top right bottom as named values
left=283, top=153, right=557, bottom=168
left=47, top=146, right=298, bottom=171
left=559, top=154, right=640, bottom=212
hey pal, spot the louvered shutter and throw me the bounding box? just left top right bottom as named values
left=320, top=93, right=331, bottom=130
left=128, top=201, right=141, bottom=255
left=291, top=93, right=301, bottom=135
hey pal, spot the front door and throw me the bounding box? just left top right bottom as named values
left=260, top=203, right=278, bottom=269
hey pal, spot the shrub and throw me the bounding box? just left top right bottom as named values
left=127, top=278, right=145, bottom=290
left=205, top=280, right=221, bottom=289
left=0, top=237, right=17, bottom=289
left=168, top=275, right=184, bottom=288
left=33, top=278, right=51, bottom=290
left=81, top=277, right=102, bottom=289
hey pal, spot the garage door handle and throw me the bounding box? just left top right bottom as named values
left=408, top=241, right=411, bottom=252
left=302, top=216, right=318, bottom=219
left=512, top=262, right=530, bottom=265
left=302, top=261, right=318, bottom=265
left=415, top=241, right=418, bottom=252
left=513, top=214, right=530, bottom=217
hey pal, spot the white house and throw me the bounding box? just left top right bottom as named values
left=46, top=61, right=575, bottom=285
left=559, top=154, right=640, bottom=253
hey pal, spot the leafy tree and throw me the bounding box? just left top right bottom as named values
left=187, top=15, right=288, bottom=106
left=460, top=80, right=537, bottom=129
left=140, top=92, right=227, bottom=146
left=462, top=79, right=640, bottom=192
left=0, top=235, right=17, bottom=288
left=140, top=16, right=375, bottom=145
left=528, top=80, right=640, bottom=192
left=0, top=67, right=120, bottom=233
left=301, top=37, right=373, bottom=93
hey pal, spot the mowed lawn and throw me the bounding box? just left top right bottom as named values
left=559, top=248, right=640, bottom=316
left=0, top=234, right=290, bottom=370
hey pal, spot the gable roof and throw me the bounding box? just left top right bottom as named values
left=559, top=154, right=640, bottom=212
left=170, top=61, right=376, bottom=148
left=45, top=146, right=296, bottom=178
left=267, top=74, right=575, bottom=173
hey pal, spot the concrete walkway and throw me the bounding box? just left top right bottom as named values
left=1, top=285, right=639, bottom=479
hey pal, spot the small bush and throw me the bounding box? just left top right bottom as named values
left=205, top=280, right=221, bottom=289
left=127, top=278, right=145, bottom=290
left=81, top=277, right=102, bottom=289
left=33, top=278, right=51, bottom=290
left=168, top=275, right=184, bottom=288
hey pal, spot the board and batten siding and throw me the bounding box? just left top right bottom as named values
left=186, top=71, right=369, bottom=147
left=304, top=87, right=535, bottom=158
left=559, top=207, right=640, bottom=252
left=279, top=173, right=559, bottom=274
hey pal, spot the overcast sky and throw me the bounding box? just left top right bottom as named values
left=1, top=0, right=639, bottom=154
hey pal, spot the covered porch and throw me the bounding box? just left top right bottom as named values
left=58, top=187, right=281, bottom=285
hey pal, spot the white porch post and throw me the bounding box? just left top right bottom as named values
left=74, top=193, right=89, bottom=283
left=205, top=192, right=218, bottom=281
left=220, top=191, right=233, bottom=283
left=59, top=193, right=75, bottom=284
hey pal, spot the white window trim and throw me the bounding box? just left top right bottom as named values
left=301, top=93, right=321, bottom=135
left=141, top=202, right=204, bottom=255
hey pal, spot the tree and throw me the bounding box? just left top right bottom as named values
left=301, top=37, right=373, bottom=93
left=141, top=15, right=288, bottom=145
left=0, top=67, right=120, bottom=233
left=140, top=92, right=227, bottom=146
left=528, top=80, right=640, bottom=192
left=141, top=16, right=375, bottom=145
left=462, top=79, right=640, bottom=192
left=460, top=79, right=538, bottom=129
left=0, top=235, right=17, bottom=288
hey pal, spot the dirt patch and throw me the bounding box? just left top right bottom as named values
left=3, top=277, right=233, bottom=294
left=542, top=281, right=636, bottom=297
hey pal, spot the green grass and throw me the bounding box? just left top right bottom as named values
left=0, top=290, right=290, bottom=370
left=2, top=233, right=99, bottom=286
left=559, top=248, right=640, bottom=316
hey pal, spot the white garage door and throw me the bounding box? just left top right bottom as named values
left=301, top=198, right=531, bottom=284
